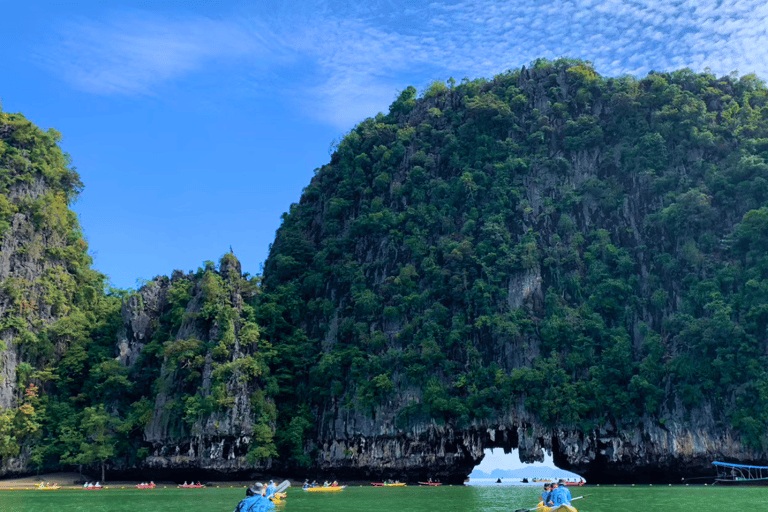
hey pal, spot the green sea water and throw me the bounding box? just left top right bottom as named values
left=1, top=485, right=765, bottom=512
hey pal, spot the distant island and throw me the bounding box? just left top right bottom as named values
left=469, top=467, right=583, bottom=481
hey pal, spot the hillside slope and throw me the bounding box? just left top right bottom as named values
left=0, top=113, right=277, bottom=481
left=3, top=59, right=768, bottom=483
left=260, top=59, right=768, bottom=482
left=0, top=112, right=119, bottom=475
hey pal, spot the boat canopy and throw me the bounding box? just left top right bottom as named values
left=712, top=461, right=768, bottom=470
left=713, top=461, right=768, bottom=483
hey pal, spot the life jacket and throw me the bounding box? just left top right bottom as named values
left=551, top=487, right=570, bottom=506
left=234, top=495, right=275, bottom=512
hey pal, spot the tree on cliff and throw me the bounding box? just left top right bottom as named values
left=61, top=404, right=117, bottom=482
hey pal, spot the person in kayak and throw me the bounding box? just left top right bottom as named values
left=233, top=484, right=275, bottom=512
left=540, top=483, right=554, bottom=507
left=550, top=480, right=572, bottom=507
left=266, top=480, right=276, bottom=497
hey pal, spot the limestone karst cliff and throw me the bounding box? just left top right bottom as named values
left=0, top=112, right=118, bottom=476
left=257, top=59, right=768, bottom=482
left=114, top=259, right=277, bottom=479
left=3, top=60, right=768, bottom=483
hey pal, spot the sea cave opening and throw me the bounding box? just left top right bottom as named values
left=467, top=448, right=585, bottom=486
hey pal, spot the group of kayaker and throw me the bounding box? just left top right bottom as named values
left=540, top=479, right=572, bottom=507
left=302, top=479, right=339, bottom=488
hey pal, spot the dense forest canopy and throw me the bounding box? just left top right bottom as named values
left=0, top=111, right=123, bottom=471
left=259, top=58, right=768, bottom=461
left=0, top=113, right=276, bottom=477
left=2, top=58, right=768, bottom=478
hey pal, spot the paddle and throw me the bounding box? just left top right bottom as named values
left=275, top=480, right=291, bottom=493
left=515, top=495, right=589, bottom=512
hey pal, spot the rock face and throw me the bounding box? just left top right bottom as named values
left=301, top=372, right=759, bottom=484
left=0, top=176, right=58, bottom=409
left=0, top=114, right=102, bottom=478
left=258, top=60, right=768, bottom=483
left=5, top=62, right=768, bottom=483
left=114, top=261, right=275, bottom=479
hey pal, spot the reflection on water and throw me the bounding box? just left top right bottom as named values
left=466, top=485, right=544, bottom=512
left=286, top=485, right=544, bottom=512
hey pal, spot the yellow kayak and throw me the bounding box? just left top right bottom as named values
left=36, top=484, right=60, bottom=490
left=535, top=503, right=578, bottom=512
left=304, top=486, right=345, bottom=492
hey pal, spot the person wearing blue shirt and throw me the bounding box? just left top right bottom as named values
left=540, top=483, right=553, bottom=507
left=265, top=480, right=276, bottom=498
left=549, top=482, right=562, bottom=507
left=233, top=485, right=275, bottom=512
left=550, top=480, right=572, bottom=507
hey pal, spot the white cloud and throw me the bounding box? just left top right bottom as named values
left=44, top=0, right=768, bottom=129
left=47, top=12, right=272, bottom=95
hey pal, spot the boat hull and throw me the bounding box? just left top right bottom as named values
left=304, top=486, right=345, bottom=492
left=715, top=478, right=768, bottom=486
left=533, top=504, right=578, bottom=512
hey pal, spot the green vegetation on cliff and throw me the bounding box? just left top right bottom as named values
left=4, top=59, right=768, bottom=477
left=0, top=112, right=122, bottom=470
left=260, top=58, right=768, bottom=458
left=0, top=113, right=278, bottom=476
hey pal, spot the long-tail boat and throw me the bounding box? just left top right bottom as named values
left=713, top=461, right=768, bottom=485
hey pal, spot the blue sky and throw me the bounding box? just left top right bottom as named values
left=1, top=0, right=767, bottom=289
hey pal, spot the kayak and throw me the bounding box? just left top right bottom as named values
left=304, top=486, right=345, bottom=492
left=418, top=482, right=442, bottom=486
left=534, top=503, right=578, bottom=512
left=371, top=483, right=407, bottom=486
left=268, top=490, right=288, bottom=505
